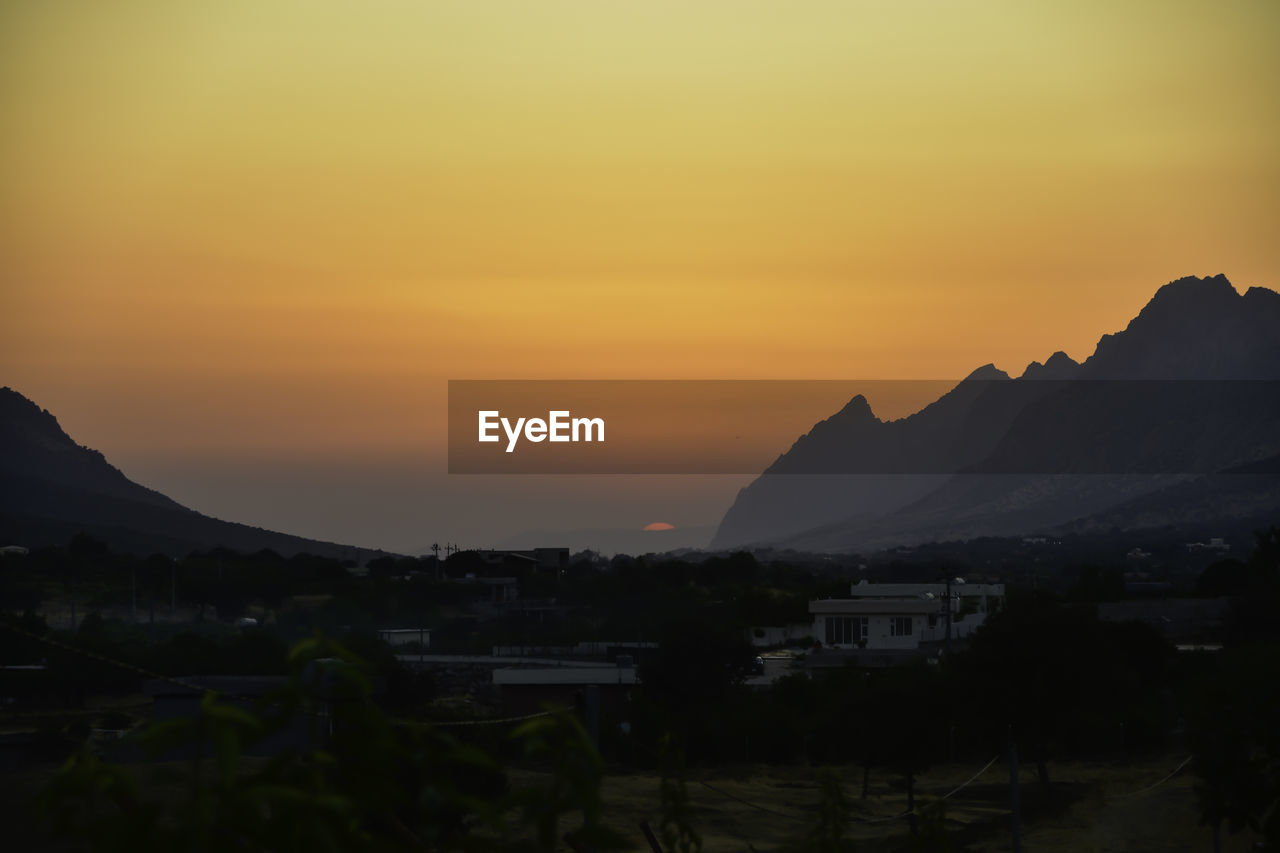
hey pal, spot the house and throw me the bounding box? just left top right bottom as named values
left=445, top=574, right=519, bottom=604
left=377, top=627, right=431, bottom=649
left=469, top=548, right=570, bottom=573
left=473, top=576, right=520, bottom=604
left=492, top=663, right=637, bottom=716
left=1186, top=538, right=1230, bottom=553
left=808, top=579, right=1005, bottom=653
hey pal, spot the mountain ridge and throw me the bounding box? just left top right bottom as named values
left=712, top=274, right=1280, bottom=551
left=0, top=387, right=391, bottom=560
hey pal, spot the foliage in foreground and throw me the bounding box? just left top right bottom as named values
left=38, top=635, right=625, bottom=852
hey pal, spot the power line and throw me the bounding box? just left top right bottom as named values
left=855, top=755, right=1000, bottom=824
left=1112, top=756, right=1192, bottom=798
left=939, top=754, right=1001, bottom=801
left=0, top=618, right=212, bottom=695
left=696, top=779, right=807, bottom=822
left=420, top=709, right=559, bottom=728
left=688, top=754, right=1003, bottom=827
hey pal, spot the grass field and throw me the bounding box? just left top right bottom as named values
left=512, top=756, right=1264, bottom=852
left=2, top=753, right=1265, bottom=851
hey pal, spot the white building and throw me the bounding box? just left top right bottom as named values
left=1186, top=537, right=1230, bottom=552
left=809, top=579, right=1004, bottom=651
left=377, top=628, right=431, bottom=649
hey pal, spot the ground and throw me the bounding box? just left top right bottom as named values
left=0, top=752, right=1265, bottom=851
left=513, top=756, right=1264, bottom=852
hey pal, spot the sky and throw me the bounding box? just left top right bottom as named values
left=2, top=1, right=1278, bottom=553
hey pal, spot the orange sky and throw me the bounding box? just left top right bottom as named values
left=2, top=1, right=1277, bottom=550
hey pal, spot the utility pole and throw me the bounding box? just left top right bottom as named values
left=1009, top=727, right=1022, bottom=853
left=585, top=684, right=600, bottom=751
left=944, top=575, right=953, bottom=658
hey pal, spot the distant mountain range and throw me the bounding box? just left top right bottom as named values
left=0, top=387, right=389, bottom=560
left=6, top=274, right=1277, bottom=561
left=713, top=275, right=1280, bottom=551
left=497, top=524, right=716, bottom=557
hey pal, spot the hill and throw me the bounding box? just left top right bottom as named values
left=0, top=387, right=390, bottom=561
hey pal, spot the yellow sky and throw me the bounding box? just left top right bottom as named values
left=1, top=1, right=1278, bottom=544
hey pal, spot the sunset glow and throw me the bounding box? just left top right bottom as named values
left=2, top=1, right=1277, bottom=550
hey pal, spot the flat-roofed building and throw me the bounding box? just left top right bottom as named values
left=809, top=579, right=1005, bottom=653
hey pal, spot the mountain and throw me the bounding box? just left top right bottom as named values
left=712, top=275, right=1280, bottom=551
left=1081, top=275, right=1280, bottom=379
left=0, top=387, right=390, bottom=560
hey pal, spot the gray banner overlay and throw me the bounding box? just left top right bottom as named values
left=447, top=380, right=1280, bottom=475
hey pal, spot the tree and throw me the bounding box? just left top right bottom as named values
left=1185, top=643, right=1280, bottom=849
left=636, top=616, right=756, bottom=761
left=38, top=635, right=626, bottom=852
left=1185, top=526, right=1280, bottom=848
left=861, top=663, right=943, bottom=833
left=956, top=596, right=1084, bottom=787
left=1068, top=564, right=1124, bottom=601
left=1222, top=526, right=1280, bottom=645
left=808, top=768, right=854, bottom=852
left=1195, top=558, right=1249, bottom=597
left=638, top=618, right=755, bottom=714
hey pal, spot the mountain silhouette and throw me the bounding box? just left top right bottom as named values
left=0, top=387, right=389, bottom=560
left=1019, top=351, right=1079, bottom=381
left=712, top=275, right=1280, bottom=550
left=1082, top=275, right=1280, bottom=379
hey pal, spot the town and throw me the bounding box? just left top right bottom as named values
left=2, top=528, right=1277, bottom=850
